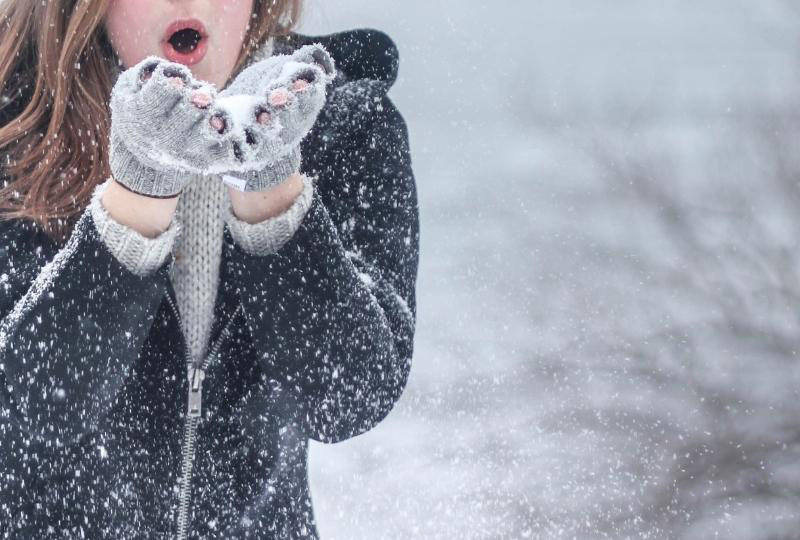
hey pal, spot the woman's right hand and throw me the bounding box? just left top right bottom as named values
left=108, top=56, right=222, bottom=198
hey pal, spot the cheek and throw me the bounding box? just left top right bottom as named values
left=216, top=0, right=253, bottom=49
left=105, top=0, right=158, bottom=68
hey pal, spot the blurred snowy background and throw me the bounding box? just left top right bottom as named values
left=298, top=1, right=800, bottom=539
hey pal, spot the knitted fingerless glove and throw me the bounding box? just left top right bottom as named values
left=208, top=44, right=336, bottom=192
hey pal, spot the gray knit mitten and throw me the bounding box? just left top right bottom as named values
left=209, top=44, right=336, bottom=192
left=109, top=58, right=223, bottom=198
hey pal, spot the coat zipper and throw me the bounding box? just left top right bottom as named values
left=164, top=283, right=242, bottom=540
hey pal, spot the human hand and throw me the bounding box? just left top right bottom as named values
left=109, top=45, right=335, bottom=197
left=109, top=57, right=224, bottom=197
left=210, top=44, right=336, bottom=192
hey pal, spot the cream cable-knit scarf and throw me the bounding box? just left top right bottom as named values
left=171, top=171, right=227, bottom=361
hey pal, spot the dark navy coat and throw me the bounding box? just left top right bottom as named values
left=0, top=29, right=419, bottom=540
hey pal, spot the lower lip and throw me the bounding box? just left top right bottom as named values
left=161, top=38, right=208, bottom=66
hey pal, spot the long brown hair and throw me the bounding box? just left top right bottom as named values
left=0, top=0, right=301, bottom=245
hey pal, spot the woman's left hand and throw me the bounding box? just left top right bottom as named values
left=209, top=44, right=336, bottom=193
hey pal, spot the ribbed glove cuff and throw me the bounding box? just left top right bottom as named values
left=109, top=134, right=194, bottom=198
left=221, top=147, right=301, bottom=193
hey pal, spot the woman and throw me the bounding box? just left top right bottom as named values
left=0, top=1, right=419, bottom=538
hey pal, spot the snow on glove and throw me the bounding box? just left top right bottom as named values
left=109, top=57, right=229, bottom=197
left=209, top=44, right=336, bottom=192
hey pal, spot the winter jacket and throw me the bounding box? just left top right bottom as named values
left=0, top=28, right=419, bottom=540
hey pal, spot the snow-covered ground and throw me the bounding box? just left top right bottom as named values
left=299, top=2, right=800, bottom=538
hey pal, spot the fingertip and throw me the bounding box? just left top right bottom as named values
left=191, top=90, right=213, bottom=109
left=268, top=88, right=290, bottom=108
left=210, top=114, right=226, bottom=133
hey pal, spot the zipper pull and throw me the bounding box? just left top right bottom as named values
left=187, top=365, right=205, bottom=418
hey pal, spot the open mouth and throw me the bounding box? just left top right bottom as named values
left=162, top=19, right=208, bottom=66
left=169, top=28, right=202, bottom=54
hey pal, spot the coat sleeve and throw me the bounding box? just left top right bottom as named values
left=222, top=95, right=420, bottom=444
left=0, top=205, right=173, bottom=445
